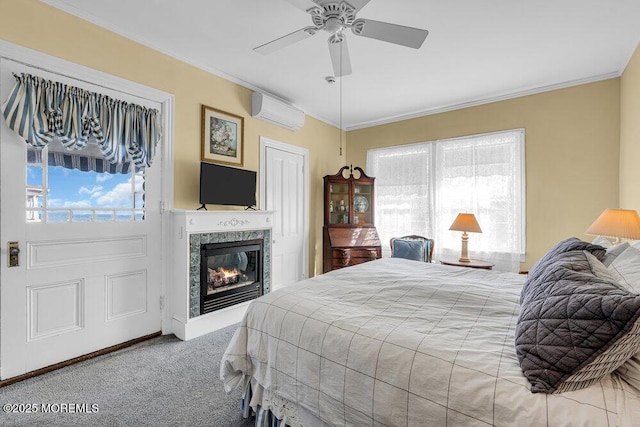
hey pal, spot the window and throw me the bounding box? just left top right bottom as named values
left=367, top=129, right=525, bottom=272
left=2, top=71, right=161, bottom=224
left=26, top=141, right=145, bottom=223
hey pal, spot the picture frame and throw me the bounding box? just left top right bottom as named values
left=201, top=105, right=244, bottom=166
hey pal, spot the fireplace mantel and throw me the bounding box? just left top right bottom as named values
left=170, top=209, right=274, bottom=340
left=175, top=209, right=275, bottom=233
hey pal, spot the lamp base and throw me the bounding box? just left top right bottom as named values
left=459, top=232, right=470, bottom=263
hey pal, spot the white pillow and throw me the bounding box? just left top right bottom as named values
left=609, top=245, right=640, bottom=390
left=591, top=236, right=612, bottom=248
left=603, top=242, right=630, bottom=267
left=607, top=245, right=640, bottom=293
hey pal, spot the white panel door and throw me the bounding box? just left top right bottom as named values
left=0, top=58, right=164, bottom=380
left=263, top=140, right=308, bottom=291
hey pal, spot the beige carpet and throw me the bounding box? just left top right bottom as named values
left=0, top=324, right=253, bottom=426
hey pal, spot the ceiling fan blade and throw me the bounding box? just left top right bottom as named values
left=344, top=0, right=371, bottom=13
left=351, top=18, right=429, bottom=49
left=283, top=0, right=320, bottom=13
left=328, top=34, right=352, bottom=77
left=254, top=26, right=319, bottom=55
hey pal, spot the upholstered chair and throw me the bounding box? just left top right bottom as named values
left=390, top=235, right=435, bottom=262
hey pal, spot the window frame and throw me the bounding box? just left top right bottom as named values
left=367, top=128, right=526, bottom=264
left=26, top=144, right=146, bottom=224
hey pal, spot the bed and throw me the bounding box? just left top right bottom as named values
left=221, top=241, right=640, bottom=426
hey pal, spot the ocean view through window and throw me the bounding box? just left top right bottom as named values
left=26, top=142, right=145, bottom=223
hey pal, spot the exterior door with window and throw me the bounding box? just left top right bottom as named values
left=0, top=58, right=164, bottom=380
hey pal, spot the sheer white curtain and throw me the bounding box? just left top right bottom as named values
left=367, top=143, right=434, bottom=258
left=367, top=129, right=525, bottom=272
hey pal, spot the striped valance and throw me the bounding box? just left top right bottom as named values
left=1, top=73, right=161, bottom=169
left=27, top=140, right=134, bottom=174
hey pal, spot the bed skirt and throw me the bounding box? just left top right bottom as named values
left=241, top=379, right=291, bottom=427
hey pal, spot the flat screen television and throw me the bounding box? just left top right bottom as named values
left=199, top=162, right=257, bottom=209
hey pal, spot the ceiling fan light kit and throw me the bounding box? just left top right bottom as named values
left=254, top=0, right=429, bottom=76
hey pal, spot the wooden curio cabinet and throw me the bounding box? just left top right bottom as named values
left=323, top=166, right=381, bottom=273
left=324, top=165, right=375, bottom=226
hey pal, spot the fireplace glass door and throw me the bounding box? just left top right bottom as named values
left=200, top=239, right=263, bottom=314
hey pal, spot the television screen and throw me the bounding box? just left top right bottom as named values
left=199, top=162, right=257, bottom=208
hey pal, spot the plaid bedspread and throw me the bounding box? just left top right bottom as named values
left=221, top=258, right=639, bottom=426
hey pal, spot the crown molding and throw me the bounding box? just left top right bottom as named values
left=38, top=0, right=634, bottom=133
left=345, top=71, right=622, bottom=131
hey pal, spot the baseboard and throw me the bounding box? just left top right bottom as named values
left=172, top=301, right=249, bottom=341
left=0, top=331, right=161, bottom=388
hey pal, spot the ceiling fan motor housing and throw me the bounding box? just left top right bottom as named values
left=254, top=0, right=429, bottom=76
left=310, top=1, right=358, bottom=33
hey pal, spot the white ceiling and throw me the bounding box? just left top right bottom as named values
left=42, top=0, right=640, bottom=130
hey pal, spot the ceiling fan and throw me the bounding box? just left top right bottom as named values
left=254, top=0, right=429, bottom=77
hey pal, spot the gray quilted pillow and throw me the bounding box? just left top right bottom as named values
left=515, top=250, right=640, bottom=394
left=527, top=237, right=606, bottom=282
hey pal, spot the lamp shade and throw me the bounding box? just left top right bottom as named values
left=585, top=209, right=640, bottom=240
left=449, top=213, right=482, bottom=233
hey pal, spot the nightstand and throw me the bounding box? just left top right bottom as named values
left=440, top=258, right=494, bottom=270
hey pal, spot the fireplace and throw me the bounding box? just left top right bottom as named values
left=171, top=209, right=273, bottom=340
left=200, top=239, right=263, bottom=314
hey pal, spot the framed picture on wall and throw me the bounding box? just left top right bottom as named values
left=201, top=105, right=244, bottom=166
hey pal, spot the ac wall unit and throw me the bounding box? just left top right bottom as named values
left=251, top=92, right=305, bottom=131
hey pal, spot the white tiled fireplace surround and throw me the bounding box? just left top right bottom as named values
left=171, top=209, right=274, bottom=340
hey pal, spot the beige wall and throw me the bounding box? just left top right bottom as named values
left=620, top=43, right=640, bottom=211
left=346, top=80, right=621, bottom=269
left=0, top=0, right=346, bottom=275
left=0, top=0, right=630, bottom=273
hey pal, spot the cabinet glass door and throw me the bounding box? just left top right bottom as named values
left=353, top=183, right=372, bottom=225
left=329, top=182, right=350, bottom=225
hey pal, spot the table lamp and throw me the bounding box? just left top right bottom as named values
left=449, top=213, right=482, bottom=262
left=585, top=208, right=640, bottom=244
